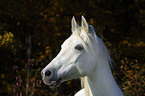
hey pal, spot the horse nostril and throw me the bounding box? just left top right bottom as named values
left=45, top=70, right=52, bottom=76
left=41, top=71, right=43, bottom=76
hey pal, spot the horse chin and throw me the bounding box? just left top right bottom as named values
left=43, top=77, right=62, bottom=88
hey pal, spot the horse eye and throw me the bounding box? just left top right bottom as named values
left=75, top=44, right=83, bottom=50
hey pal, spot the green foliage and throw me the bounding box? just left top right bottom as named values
left=120, top=58, right=145, bottom=96
left=0, top=0, right=145, bottom=95
left=0, top=32, right=14, bottom=46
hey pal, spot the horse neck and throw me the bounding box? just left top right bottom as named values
left=84, top=58, right=123, bottom=96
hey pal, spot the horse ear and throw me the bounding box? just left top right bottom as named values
left=81, top=15, right=88, bottom=33
left=71, top=16, right=79, bottom=33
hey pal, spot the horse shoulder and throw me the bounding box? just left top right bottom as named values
left=74, top=88, right=85, bottom=96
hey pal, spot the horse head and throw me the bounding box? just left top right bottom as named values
left=41, top=16, right=104, bottom=87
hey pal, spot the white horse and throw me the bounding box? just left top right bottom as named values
left=41, top=16, right=124, bottom=96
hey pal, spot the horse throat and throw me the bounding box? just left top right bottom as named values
left=83, top=59, right=123, bottom=96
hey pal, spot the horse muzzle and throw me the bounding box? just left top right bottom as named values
left=41, top=69, right=62, bottom=87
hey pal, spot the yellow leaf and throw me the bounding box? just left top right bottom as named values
left=17, top=21, right=20, bottom=26
left=1, top=74, right=4, bottom=79
left=0, top=35, right=2, bottom=40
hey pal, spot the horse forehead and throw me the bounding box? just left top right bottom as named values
left=61, top=35, right=79, bottom=48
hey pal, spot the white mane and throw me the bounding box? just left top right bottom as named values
left=73, top=25, right=113, bottom=67
left=73, top=23, right=115, bottom=96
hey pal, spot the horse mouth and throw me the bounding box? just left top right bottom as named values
left=43, top=77, right=62, bottom=87
left=50, top=78, right=62, bottom=87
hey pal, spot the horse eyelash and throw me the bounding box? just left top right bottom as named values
left=75, top=44, right=84, bottom=50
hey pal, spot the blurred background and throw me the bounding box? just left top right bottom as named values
left=0, top=0, right=145, bottom=96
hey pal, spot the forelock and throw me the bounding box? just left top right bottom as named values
left=73, top=26, right=95, bottom=55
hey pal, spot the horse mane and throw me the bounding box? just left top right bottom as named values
left=74, top=25, right=114, bottom=96
left=74, top=24, right=113, bottom=67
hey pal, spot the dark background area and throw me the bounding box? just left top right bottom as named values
left=0, top=0, right=145, bottom=96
